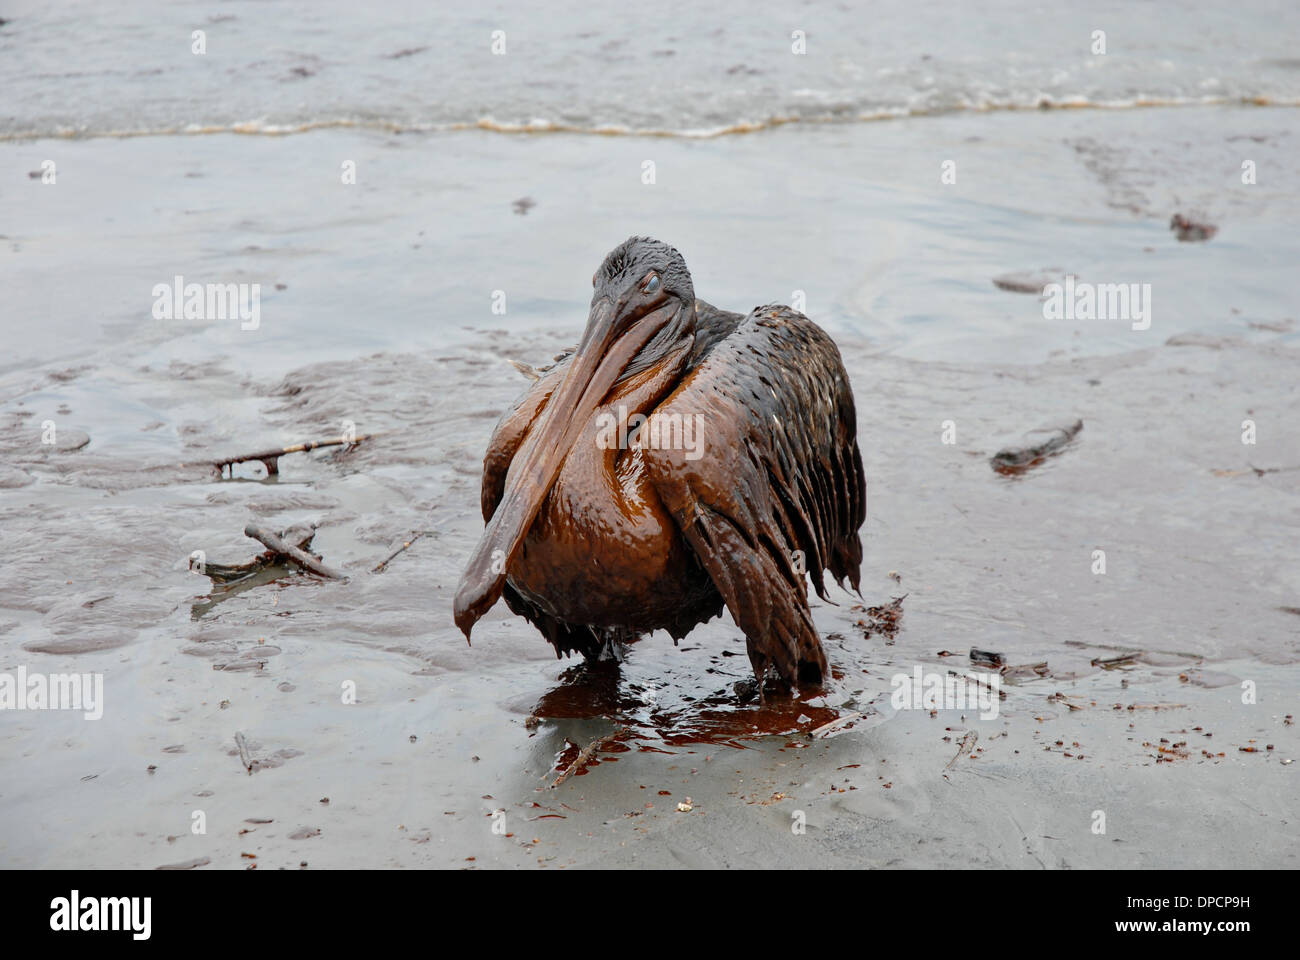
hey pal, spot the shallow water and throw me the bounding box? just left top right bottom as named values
left=5, top=106, right=1298, bottom=381
left=4, top=0, right=1300, bottom=138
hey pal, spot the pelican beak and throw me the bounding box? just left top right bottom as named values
left=453, top=294, right=678, bottom=639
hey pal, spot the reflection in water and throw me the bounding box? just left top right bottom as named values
left=528, top=636, right=878, bottom=762
left=189, top=564, right=307, bottom=620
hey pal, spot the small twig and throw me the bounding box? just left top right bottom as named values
left=1091, top=653, right=1138, bottom=668
left=808, top=711, right=863, bottom=739
left=203, top=433, right=385, bottom=478
left=195, top=523, right=318, bottom=584
left=1246, top=463, right=1300, bottom=477
left=234, top=731, right=253, bottom=774
left=1123, top=702, right=1187, bottom=711
left=991, top=418, right=1083, bottom=475
left=244, top=524, right=346, bottom=580
left=945, top=730, right=978, bottom=770
left=551, top=726, right=628, bottom=788
left=372, top=531, right=431, bottom=574
left=1001, top=660, right=1050, bottom=679
left=949, top=669, right=1007, bottom=700
left=1212, top=463, right=1300, bottom=478
left=1047, top=691, right=1085, bottom=711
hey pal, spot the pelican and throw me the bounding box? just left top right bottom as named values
left=454, top=237, right=866, bottom=698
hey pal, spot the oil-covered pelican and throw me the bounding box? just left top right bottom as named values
left=454, top=237, right=865, bottom=696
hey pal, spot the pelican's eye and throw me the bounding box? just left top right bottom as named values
left=643, top=274, right=661, bottom=294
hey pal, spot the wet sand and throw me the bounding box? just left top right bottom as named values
left=2, top=109, right=1298, bottom=868
left=2, top=329, right=1297, bottom=868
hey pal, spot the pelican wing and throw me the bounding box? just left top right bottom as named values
left=480, top=362, right=566, bottom=523
left=476, top=359, right=603, bottom=657
left=642, top=304, right=866, bottom=686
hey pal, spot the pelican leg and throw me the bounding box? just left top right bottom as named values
left=666, top=498, right=828, bottom=694
left=586, top=627, right=640, bottom=663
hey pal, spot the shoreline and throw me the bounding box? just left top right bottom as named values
left=5, top=96, right=1300, bottom=145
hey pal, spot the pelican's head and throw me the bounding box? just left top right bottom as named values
left=581, top=236, right=696, bottom=380
left=453, top=237, right=697, bottom=638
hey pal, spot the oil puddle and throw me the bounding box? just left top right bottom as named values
left=516, top=596, right=907, bottom=782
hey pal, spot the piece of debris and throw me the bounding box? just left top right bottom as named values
left=384, top=46, right=429, bottom=60
left=1214, top=465, right=1300, bottom=479
left=234, top=731, right=254, bottom=773
left=991, top=419, right=1083, bottom=475
left=970, top=648, right=1005, bottom=668
left=952, top=670, right=1006, bottom=699
left=201, top=432, right=383, bottom=478
left=1247, top=318, right=1294, bottom=333
left=1091, top=653, right=1138, bottom=669
left=1001, top=660, right=1049, bottom=679
left=1047, top=691, right=1085, bottom=711
left=676, top=798, right=694, bottom=812
left=1170, top=213, right=1217, bottom=242
left=551, top=726, right=629, bottom=788
left=512, top=197, right=536, bottom=215
left=855, top=595, right=906, bottom=641
left=945, top=731, right=978, bottom=770
left=372, top=530, right=432, bottom=573
left=243, top=524, right=346, bottom=579
left=193, top=522, right=319, bottom=584
left=992, top=268, right=1068, bottom=295
left=808, top=711, right=865, bottom=739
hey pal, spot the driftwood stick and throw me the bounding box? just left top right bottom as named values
left=1246, top=463, right=1300, bottom=477
left=551, top=726, right=629, bottom=788
left=244, top=524, right=346, bottom=580
left=1001, top=660, right=1050, bottom=679
left=195, top=524, right=318, bottom=584
left=204, top=433, right=385, bottom=478
left=949, top=669, right=1007, bottom=699
left=1091, top=653, right=1139, bottom=668
left=991, top=419, right=1082, bottom=474
left=371, top=518, right=451, bottom=574
left=808, top=711, right=864, bottom=740
left=372, top=531, right=430, bottom=574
